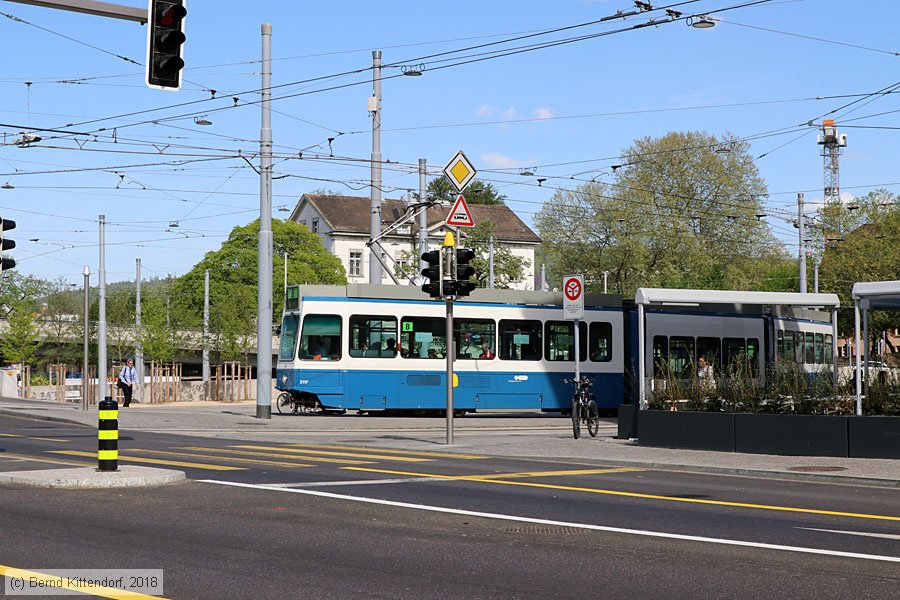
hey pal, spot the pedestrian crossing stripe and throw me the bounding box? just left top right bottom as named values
left=233, top=445, right=431, bottom=462
left=0, top=433, right=70, bottom=443
left=176, top=447, right=375, bottom=465
left=123, top=448, right=314, bottom=468
left=48, top=450, right=244, bottom=471
left=283, top=443, right=486, bottom=460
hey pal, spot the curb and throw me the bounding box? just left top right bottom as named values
left=0, top=465, right=186, bottom=489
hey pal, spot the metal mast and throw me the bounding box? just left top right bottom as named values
left=818, top=119, right=847, bottom=202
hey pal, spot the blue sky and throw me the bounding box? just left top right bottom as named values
left=1, top=0, right=898, bottom=285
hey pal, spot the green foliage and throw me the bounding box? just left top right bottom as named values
left=137, top=294, right=181, bottom=364
left=819, top=189, right=900, bottom=338
left=172, top=218, right=346, bottom=344
left=0, top=300, right=40, bottom=365
left=535, top=131, right=785, bottom=297
left=426, top=178, right=506, bottom=205
left=460, top=220, right=529, bottom=288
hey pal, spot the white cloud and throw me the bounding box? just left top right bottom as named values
left=532, top=107, right=555, bottom=120
left=480, top=153, right=527, bottom=169
left=477, top=105, right=518, bottom=119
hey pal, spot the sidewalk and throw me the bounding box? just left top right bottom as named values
left=1, top=396, right=899, bottom=488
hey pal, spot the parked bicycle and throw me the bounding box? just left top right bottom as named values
left=275, top=392, right=310, bottom=414
left=562, top=376, right=599, bottom=439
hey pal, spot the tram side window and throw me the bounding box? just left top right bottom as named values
left=824, top=334, right=833, bottom=364
left=299, top=314, right=341, bottom=360
left=544, top=321, right=587, bottom=362
left=814, top=333, right=824, bottom=364
left=400, top=316, right=446, bottom=359
left=747, top=338, right=760, bottom=377
left=454, top=319, right=495, bottom=360
left=499, top=320, right=542, bottom=361
left=781, top=331, right=794, bottom=361
left=589, top=322, right=613, bottom=362
left=349, top=315, right=398, bottom=358
left=723, top=338, right=747, bottom=373
left=652, top=336, right=668, bottom=377
left=279, top=314, right=300, bottom=361
left=669, top=336, right=695, bottom=378
left=805, top=332, right=815, bottom=364
left=795, top=332, right=805, bottom=364
left=697, top=337, right=721, bottom=371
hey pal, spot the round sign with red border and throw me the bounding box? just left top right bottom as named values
left=564, top=277, right=582, bottom=301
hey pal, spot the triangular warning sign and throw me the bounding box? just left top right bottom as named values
left=446, top=194, right=475, bottom=227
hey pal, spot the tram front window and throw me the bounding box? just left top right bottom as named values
left=279, top=314, right=299, bottom=361
left=300, top=314, right=342, bottom=360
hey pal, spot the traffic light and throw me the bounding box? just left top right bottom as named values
left=0, top=216, right=16, bottom=272
left=454, top=248, right=476, bottom=297
left=146, top=0, right=187, bottom=90
left=421, top=250, right=443, bottom=298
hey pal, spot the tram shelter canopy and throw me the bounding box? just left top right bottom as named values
left=852, top=280, right=900, bottom=414
left=634, top=288, right=841, bottom=409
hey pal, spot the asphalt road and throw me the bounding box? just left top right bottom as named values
left=1, top=415, right=898, bottom=599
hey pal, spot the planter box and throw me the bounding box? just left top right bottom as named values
left=638, top=410, right=734, bottom=451
left=734, top=414, right=848, bottom=457
left=848, top=416, right=900, bottom=459
left=617, top=404, right=638, bottom=439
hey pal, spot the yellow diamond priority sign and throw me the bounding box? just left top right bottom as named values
left=443, top=150, right=477, bottom=192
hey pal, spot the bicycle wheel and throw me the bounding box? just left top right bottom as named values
left=586, top=399, right=600, bottom=437
left=571, top=397, right=581, bottom=439
left=275, top=392, right=292, bottom=414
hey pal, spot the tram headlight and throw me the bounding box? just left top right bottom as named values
left=281, top=374, right=287, bottom=384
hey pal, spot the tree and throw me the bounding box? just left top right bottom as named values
left=40, top=279, right=82, bottom=368
left=0, top=300, right=40, bottom=366
left=819, top=189, right=900, bottom=339
left=173, top=218, right=346, bottom=332
left=426, top=178, right=506, bottom=205
left=535, top=131, right=784, bottom=297
left=459, top=220, right=529, bottom=288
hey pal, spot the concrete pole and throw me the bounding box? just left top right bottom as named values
left=82, top=265, right=90, bottom=411
left=202, top=269, right=209, bottom=384
left=488, top=236, right=495, bottom=289
left=418, top=158, right=428, bottom=275
left=256, top=23, right=274, bottom=419
left=603, top=270, right=609, bottom=294
left=798, top=192, right=807, bottom=293
left=854, top=299, right=862, bottom=415
left=368, top=50, right=383, bottom=284
left=283, top=251, right=288, bottom=291
left=97, top=215, right=107, bottom=402
left=135, top=258, right=142, bottom=401
left=540, top=263, right=546, bottom=291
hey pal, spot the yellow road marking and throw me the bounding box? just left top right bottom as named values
left=234, top=445, right=430, bottom=462
left=49, top=450, right=244, bottom=471
left=476, top=467, right=643, bottom=479
left=0, top=433, right=69, bottom=443
left=177, top=447, right=375, bottom=465
left=343, top=467, right=900, bottom=523
left=285, top=443, right=486, bottom=460
left=0, top=452, right=94, bottom=467
left=0, top=564, right=168, bottom=599
left=125, top=449, right=314, bottom=468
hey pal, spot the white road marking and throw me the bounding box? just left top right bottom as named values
left=267, top=477, right=451, bottom=488
left=799, top=527, right=900, bottom=541
left=198, top=479, right=900, bottom=564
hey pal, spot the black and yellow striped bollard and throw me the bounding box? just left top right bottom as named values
left=98, top=396, right=119, bottom=472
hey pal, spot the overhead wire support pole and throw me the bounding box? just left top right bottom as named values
left=418, top=158, right=428, bottom=278
left=256, top=23, right=273, bottom=419
left=798, top=192, right=806, bottom=293
left=98, top=215, right=108, bottom=402
left=135, top=258, right=142, bottom=402
left=369, top=50, right=383, bottom=285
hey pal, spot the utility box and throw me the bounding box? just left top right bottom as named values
left=0, top=369, right=19, bottom=398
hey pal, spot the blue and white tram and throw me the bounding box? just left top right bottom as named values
left=275, top=285, right=625, bottom=413
left=634, top=288, right=839, bottom=404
